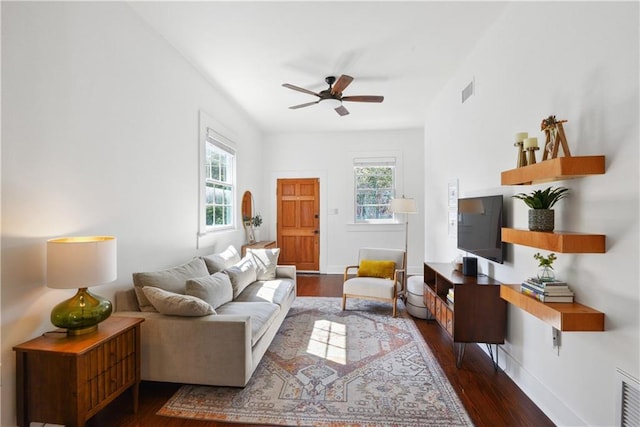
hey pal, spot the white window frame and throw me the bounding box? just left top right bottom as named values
left=198, top=111, right=237, bottom=237
left=353, top=156, right=397, bottom=224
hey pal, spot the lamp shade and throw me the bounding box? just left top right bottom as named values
left=47, top=236, right=117, bottom=289
left=389, top=197, right=418, bottom=214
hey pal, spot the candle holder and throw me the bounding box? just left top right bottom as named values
left=526, top=147, right=539, bottom=165
left=514, top=141, right=526, bottom=168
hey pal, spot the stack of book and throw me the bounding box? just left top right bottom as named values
left=446, top=288, right=455, bottom=304
left=520, top=277, right=574, bottom=303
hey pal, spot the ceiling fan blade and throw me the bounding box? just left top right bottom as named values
left=282, top=83, right=320, bottom=97
left=335, top=105, right=349, bottom=116
left=331, top=74, right=354, bottom=95
left=289, top=100, right=320, bottom=109
left=342, top=95, right=384, bottom=103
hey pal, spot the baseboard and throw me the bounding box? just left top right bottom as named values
left=479, top=344, right=585, bottom=426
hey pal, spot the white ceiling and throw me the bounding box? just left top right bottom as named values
left=128, top=1, right=508, bottom=133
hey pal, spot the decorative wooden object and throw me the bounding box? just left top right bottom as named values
left=501, top=155, right=605, bottom=185
left=13, top=316, right=143, bottom=427
left=541, top=116, right=572, bottom=160
left=502, top=228, right=605, bottom=253
left=241, top=240, right=276, bottom=256
left=500, top=285, right=604, bottom=331
left=422, top=262, right=506, bottom=368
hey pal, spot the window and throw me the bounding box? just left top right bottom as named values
left=354, top=157, right=396, bottom=223
left=204, top=137, right=235, bottom=228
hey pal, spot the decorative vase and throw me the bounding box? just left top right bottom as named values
left=537, top=266, right=556, bottom=282
left=253, top=228, right=260, bottom=242
left=528, top=209, right=554, bottom=232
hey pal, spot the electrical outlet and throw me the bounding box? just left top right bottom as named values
left=552, top=327, right=561, bottom=355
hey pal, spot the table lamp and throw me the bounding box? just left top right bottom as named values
left=46, top=236, right=116, bottom=335
left=389, top=196, right=418, bottom=292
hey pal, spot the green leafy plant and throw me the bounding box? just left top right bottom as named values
left=534, top=252, right=557, bottom=269
left=512, top=186, right=569, bottom=209
left=251, top=213, right=263, bottom=228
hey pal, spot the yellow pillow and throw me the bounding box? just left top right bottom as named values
left=357, top=259, right=396, bottom=279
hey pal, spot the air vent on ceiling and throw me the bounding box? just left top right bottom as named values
left=461, top=78, right=474, bottom=104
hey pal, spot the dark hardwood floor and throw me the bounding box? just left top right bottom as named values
left=89, top=274, right=555, bottom=427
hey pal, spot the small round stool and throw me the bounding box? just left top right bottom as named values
left=406, top=275, right=429, bottom=319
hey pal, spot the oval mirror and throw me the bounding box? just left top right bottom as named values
left=241, top=191, right=253, bottom=222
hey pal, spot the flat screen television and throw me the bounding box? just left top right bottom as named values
left=457, top=194, right=504, bottom=264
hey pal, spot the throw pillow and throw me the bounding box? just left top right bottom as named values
left=132, top=258, right=210, bottom=312
left=141, top=286, right=215, bottom=316
left=185, top=272, right=233, bottom=310
left=246, top=247, right=280, bottom=280
left=224, top=256, right=258, bottom=298
left=201, top=245, right=241, bottom=274
left=357, top=259, right=396, bottom=279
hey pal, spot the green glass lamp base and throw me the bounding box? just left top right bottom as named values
left=51, top=287, right=112, bottom=335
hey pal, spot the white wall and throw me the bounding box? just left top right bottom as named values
left=264, top=129, right=424, bottom=274
left=1, top=3, right=264, bottom=426
left=424, top=2, right=638, bottom=426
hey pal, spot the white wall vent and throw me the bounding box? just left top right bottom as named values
left=617, top=368, right=640, bottom=427
left=461, top=78, right=474, bottom=104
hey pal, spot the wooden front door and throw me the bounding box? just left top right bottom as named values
left=277, top=178, right=320, bottom=271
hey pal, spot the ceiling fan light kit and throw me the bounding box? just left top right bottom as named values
left=321, top=98, right=342, bottom=110
left=282, top=74, right=384, bottom=116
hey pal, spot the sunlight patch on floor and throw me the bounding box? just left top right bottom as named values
left=306, top=319, right=346, bottom=364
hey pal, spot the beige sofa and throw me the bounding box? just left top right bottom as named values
left=113, top=246, right=296, bottom=387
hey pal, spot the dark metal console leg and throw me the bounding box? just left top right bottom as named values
left=486, top=343, right=500, bottom=371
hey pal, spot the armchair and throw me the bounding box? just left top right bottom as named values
left=341, top=247, right=406, bottom=317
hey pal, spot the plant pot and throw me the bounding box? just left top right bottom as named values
left=537, top=266, right=556, bottom=282
left=528, top=209, right=554, bottom=232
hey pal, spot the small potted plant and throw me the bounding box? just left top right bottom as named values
left=251, top=213, right=263, bottom=241
left=512, top=186, right=569, bottom=231
left=534, top=252, right=557, bottom=282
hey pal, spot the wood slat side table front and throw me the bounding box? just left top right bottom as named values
left=13, top=316, right=144, bottom=427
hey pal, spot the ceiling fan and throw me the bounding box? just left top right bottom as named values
left=282, top=74, right=384, bottom=116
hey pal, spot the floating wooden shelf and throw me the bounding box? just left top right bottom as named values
left=502, top=227, right=606, bottom=253
left=501, top=155, right=605, bottom=185
left=500, top=285, right=604, bottom=331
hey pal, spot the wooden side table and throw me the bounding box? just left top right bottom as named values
left=13, top=316, right=144, bottom=427
left=241, top=240, right=276, bottom=256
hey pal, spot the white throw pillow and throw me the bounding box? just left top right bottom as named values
left=246, top=248, right=280, bottom=280
left=224, top=256, right=258, bottom=298
left=201, top=245, right=241, bottom=274
left=185, top=272, right=233, bottom=310
left=141, top=286, right=215, bottom=316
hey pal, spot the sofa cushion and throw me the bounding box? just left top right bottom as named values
left=185, top=272, right=233, bottom=310
left=141, top=286, right=215, bottom=316
left=233, top=278, right=295, bottom=306
left=357, top=259, right=395, bottom=279
left=224, top=256, right=258, bottom=298
left=246, top=248, right=280, bottom=280
left=216, top=301, right=280, bottom=346
left=201, top=245, right=241, bottom=274
left=133, top=258, right=210, bottom=312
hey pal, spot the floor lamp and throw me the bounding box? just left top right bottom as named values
left=389, top=196, right=418, bottom=296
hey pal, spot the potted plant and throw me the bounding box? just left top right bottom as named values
left=534, top=252, right=557, bottom=282
left=251, top=213, right=263, bottom=241
left=512, top=186, right=569, bottom=231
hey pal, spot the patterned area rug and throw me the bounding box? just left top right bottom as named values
left=157, top=297, right=472, bottom=426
